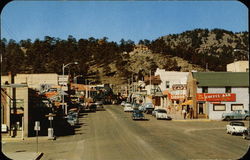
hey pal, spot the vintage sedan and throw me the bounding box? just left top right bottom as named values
left=132, top=110, right=145, bottom=120
left=155, top=109, right=172, bottom=120
left=152, top=109, right=160, bottom=117
left=226, top=121, right=247, bottom=135
left=95, top=101, right=105, bottom=111
left=222, top=110, right=249, bottom=121
left=124, top=103, right=133, bottom=112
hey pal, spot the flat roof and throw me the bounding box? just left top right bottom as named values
left=192, top=72, right=249, bottom=87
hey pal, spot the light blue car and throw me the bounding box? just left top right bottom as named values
left=222, top=110, right=249, bottom=121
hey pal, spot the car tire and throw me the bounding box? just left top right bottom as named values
left=225, top=117, right=230, bottom=121
left=231, top=132, right=234, bottom=135
left=245, top=116, right=249, bottom=121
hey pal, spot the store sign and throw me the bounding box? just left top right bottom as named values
left=172, top=84, right=187, bottom=90
left=171, top=94, right=186, bottom=100
left=196, top=93, right=236, bottom=102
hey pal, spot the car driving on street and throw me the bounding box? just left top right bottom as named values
left=132, top=109, right=145, bottom=120
left=226, top=121, right=247, bottom=135
left=155, top=109, right=171, bottom=120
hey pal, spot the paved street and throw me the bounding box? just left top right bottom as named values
left=2, top=105, right=249, bottom=160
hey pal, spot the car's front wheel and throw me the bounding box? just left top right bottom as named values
left=225, top=117, right=231, bottom=121
left=245, top=116, right=249, bottom=121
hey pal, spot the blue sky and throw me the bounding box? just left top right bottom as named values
left=1, top=0, right=248, bottom=43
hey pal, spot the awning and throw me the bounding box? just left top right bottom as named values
left=181, top=100, right=193, bottom=105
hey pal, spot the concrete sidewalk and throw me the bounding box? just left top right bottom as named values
left=3, top=152, right=43, bottom=160
left=2, top=136, right=54, bottom=142
left=1, top=136, right=51, bottom=160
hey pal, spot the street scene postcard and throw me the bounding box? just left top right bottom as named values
left=0, top=1, right=249, bottom=160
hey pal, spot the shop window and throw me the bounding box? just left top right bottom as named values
left=231, top=104, right=244, bottom=111
left=225, top=87, right=231, bottom=93
left=202, top=87, right=208, bottom=93
left=166, top=81, right=170, bottom=88
left=213, top=104, right=226, bottom=111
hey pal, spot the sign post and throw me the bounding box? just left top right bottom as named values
left=34, top=121, right=40, bottom=153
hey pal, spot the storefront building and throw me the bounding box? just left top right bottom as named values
left=154, top=69, right=189, bottom=110
left=187, top=72, right=249, bottom=120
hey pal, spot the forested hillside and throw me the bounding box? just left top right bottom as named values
left=0, top=28, right=248, bottom=84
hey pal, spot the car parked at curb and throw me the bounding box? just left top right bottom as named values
left=155, top=109, right=171, bottom=120
left=226, top=121, right=247, bottom=135
left=95, top=101, right=104, bottom=111
left=121, top=101, right=126, bottom=106
left=124, top=103, right=133, bottom=112
left=152, top=109, right=160, bottom=117
left=222, top=110, right=249, bottom=121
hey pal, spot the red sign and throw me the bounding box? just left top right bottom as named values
left=196, top=93, right=236, bottom=102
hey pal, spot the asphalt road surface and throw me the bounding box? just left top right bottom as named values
left=3, top=105, right=249, bottom=160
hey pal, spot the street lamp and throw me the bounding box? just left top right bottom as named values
left=62, top=62, right=78, bottom=115
left=233, top=49, right=249, bottom=60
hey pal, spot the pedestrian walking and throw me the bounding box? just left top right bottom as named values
left=182, top=109, right=187, bottom=119
left=190, top=107, right=194, bottom=119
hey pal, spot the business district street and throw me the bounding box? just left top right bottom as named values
left=3, top=105, right=249, bottom=160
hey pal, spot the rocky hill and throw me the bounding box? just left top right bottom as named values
left=1, top=28, right=248, bottom=85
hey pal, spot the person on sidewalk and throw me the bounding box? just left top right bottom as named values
left=190, top=107, right=194, bottom=119
left=182, top=109, right=187, bottom=119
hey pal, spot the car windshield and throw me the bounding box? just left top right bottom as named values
left=231, top=122, right=245, bottom=126
left=158, top=110, right=167, bottom=113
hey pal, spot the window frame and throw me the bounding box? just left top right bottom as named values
left=213, top=104, right=226, bottom=111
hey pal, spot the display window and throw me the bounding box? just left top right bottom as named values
left=213, top=104, right=226, bottom=111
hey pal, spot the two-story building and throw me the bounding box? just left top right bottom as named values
left=154, top=68, right=189, bottom=110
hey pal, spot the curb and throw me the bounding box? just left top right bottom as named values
left=172, top=119, right=213, bottom=122
left=2, top=136, right=50, bottom=142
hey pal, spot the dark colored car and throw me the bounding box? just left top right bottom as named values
left=132, top=110, right=145, bottom=120
left=95, top=101, right=105, bottom=111
left=89, top=103, right=97, bottom=112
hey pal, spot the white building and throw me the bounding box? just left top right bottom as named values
left=15, top=73, right=59, bottom=91
left=187, top=72, right=249, bottom=120
left=154, top=68, right=189, bottom=109
left=227, top=61, right=249, bottom=72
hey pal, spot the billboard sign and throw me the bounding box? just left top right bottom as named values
left=196, top=93, right=236, bottom=102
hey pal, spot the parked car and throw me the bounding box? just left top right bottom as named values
left=124, top=103, right=133, bottom=112
left=222, top=110, right=249, bottom=121
left=132, top=103, right=140, bottom=110
left=132, top=110, right=145, bottom=120
left=152, top=109, right=160, bottom=117
left=242, top=128, right=250, bottom=140
left=66, top=114, right=79, bottom=126
left=155, top=109, right=171, bottom=120
left=121, top=101, right=126, bottom=106
left=89, top=103, right=97, bottom=112
left=226, top=121, right=247, bottom=135
left=95, top=101, right=104, bottom=111
left=141, top=103, right=155, bottom=114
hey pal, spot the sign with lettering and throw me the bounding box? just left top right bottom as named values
left=196, top=93, right=236, bottom=102
left=172, top=84, right=187, bottom=90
